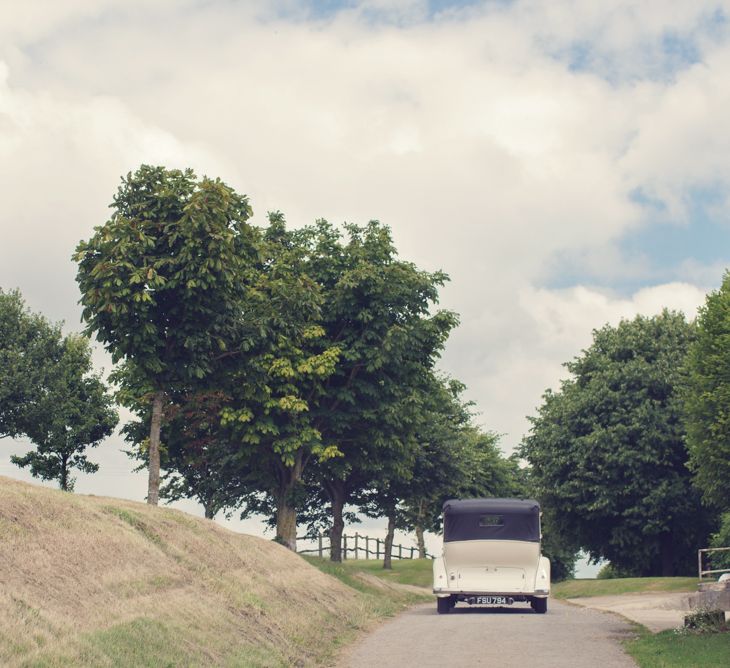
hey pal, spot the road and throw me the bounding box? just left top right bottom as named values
left=340, top=599, right=637, bottom=667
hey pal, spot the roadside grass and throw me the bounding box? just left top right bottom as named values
left=552, top=577, right=697, bottom=599
left=626, top=628, right=730, bottom=668
left=306, top=558, right=433, bottom=589
left=303, top=557, right=432, bottom=602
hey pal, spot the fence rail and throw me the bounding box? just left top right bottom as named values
left=698, top=546, right=730, bottom=580
left=296, top=532, right=430, bottom=560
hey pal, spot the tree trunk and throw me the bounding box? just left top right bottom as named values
left=660, top=532, right=674, bottom=577
left=415, top=499, right=427, bottom=558
left=415, top=524, right=426, bottom=559
left=147, top=391, right=164, bottom=505
left=203, top=501, right=216, bottom=520
left=329, top=479, right=346, bottom=562
left=383, top=513, right=396, bottom=570
left=276, top=495, right=298, bottom=551
left=274, top=452, right=304, bottom=551
left=60, top=453, right=69, bottom=492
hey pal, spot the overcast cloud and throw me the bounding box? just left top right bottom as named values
left=2, top=1, right=730, bottom=553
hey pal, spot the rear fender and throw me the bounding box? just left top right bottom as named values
left=533, top=555, right=551, bottom=595
left=432, top=556, right=450, bottom=594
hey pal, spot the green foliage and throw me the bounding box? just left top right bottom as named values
left=394, top=376, right=518, bottom=542
left=295, top=221, right=458, bottom=551
left=684, top=271, right=730, bottom=511
left=596, top=562, right=636, bottom=579
left=11, top=334, right=117, bottom=491
left=0, top=288, right=63, bottom=439
left=75, top=165, right=260, bottom=503
left=707, top=512, right=730, bottom=572
left=1, top=289, right=116, bottom=490
left=681, top=607, right=728, bottom=633
left=521, top=311, right=711, bottom=576
left=74, top=165, right=257, bottom=384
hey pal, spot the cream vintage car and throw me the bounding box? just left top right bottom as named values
left=432, top=498, right=551, bottom=614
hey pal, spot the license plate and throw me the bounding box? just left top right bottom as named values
left=470, top=596, right=509, bottom=605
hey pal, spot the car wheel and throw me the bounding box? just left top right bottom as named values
left=531, top=598, right=547, bottom=614
left=437, top=597, right=451, bottom=614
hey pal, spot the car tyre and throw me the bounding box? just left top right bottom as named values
left=437, top=597, right=451, bottom=614
left=531, top=597, right=547, bottom=614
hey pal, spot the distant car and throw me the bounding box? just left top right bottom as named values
left=432, top=498, right=551, bottom=614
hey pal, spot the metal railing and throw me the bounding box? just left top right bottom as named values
left=698, top=546, right=730, bottom=580
left=296, top=531, right=430, bottom=560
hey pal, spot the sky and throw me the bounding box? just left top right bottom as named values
left=2, top=0, right=730, bottom=569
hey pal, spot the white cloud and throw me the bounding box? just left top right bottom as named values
left=1, top=1, right=728, bottom=513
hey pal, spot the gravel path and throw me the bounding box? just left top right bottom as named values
left=340, top=599, right=637, bottom=667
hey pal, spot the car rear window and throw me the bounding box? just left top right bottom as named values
left=479, top=514, right=504, bottom=527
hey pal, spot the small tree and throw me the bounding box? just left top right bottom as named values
left=0, top=288, right=63, bottom=439
left=11, top=334, right=117, bottom=491
left=74, top=165, right=258, bottom=504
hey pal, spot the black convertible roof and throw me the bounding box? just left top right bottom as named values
left=443, top=498, right=540, bottom=515
left=442, top=498, right=541, bottom=543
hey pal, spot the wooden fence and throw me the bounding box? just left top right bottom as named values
left=698, top=546, right=730, bottom=580
left=296, top=532, right=430, bottom=560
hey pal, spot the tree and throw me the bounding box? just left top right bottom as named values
left=116, top=214, right=341, bottom=547
left=297, top=220, right=458, bottom=561
left=684, top=271, right=730, bottom=511
left=520, top=311, right=711, bottom=576
left=74, top=165, right=259, bottom=505
left=11, top=334, right=117, bottom=491
left=0, top=288, right=63, bottom=439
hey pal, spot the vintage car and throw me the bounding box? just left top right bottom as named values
left=432, top=498, right=550, bottom=614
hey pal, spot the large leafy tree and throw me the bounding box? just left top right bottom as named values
left=116, top=215, right=341, bottom=547
left=216, top=218, right=342, bottom=548
left=296, top=220, right=459, bottom=560
left=74, top=165, right=259, bottom=504
left=0, top=289, right=63, bottom=439
left=11, top=334, right=117, bottom=491
left=684, top=271, right=730, bottom=511
left=520, top=311, right=710, bottom=576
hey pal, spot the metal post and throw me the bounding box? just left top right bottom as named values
left=343, top=534, right=348, bottom=560
left=318, top=531, right=323, bottom=559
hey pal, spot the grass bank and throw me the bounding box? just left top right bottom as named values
left=0, top=477, right=422, bottom=667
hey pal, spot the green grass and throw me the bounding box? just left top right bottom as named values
left=552, top=577, right=697, bottom=599
left=304, top=557, right=433, bottom=590
left=626, top=628, right=730, bottom=668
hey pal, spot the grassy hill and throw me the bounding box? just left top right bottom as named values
left=0, top=477, right=422, bottom=667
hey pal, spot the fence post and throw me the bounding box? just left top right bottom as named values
left=376, top=538, right=380, bottom=560
left=343, top=534, right=348, bottom=560
left=410, top=547, right=415, bottom=559
left=354, top=533, right=359, bottom=559
left=399, top=544, right=402, bottom=559
left=318, top=531, right=323, bottom=559
left=365, top=536, right=370, bottom=559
